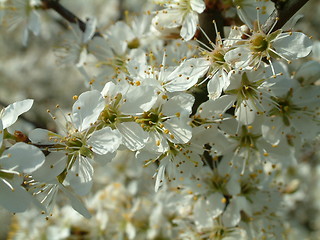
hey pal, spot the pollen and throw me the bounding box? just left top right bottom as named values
left=221, top=197, right=227, bottom=204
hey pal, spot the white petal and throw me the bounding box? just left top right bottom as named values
left=190, top=0, right=206, bottom=13
left=153, top=11, right=182, bottom=29
left=224, top=47, right=252, bottom=69
left=261, top=117, right=283, bottom=145
left=0, top=179, right=32, bottom=213
left=1, top=142, right=45, bottom=174
left=88, top=127, right=122, bottom=155
left=94, top=151, right=116, bottom=165
left=118, top=122, right=148, bottom=151
left=236, top=102, right=256, bottom=125
left=28, top=11, right=41, bottom=36
left=198, top=95, right=235, bottom=119
left=22, top=27, right=29, bottom=46
left=165, top=58, right=210, bottom=92
left=273, top=32, right=312, bottom=60
left=164, top=118, right=192, bottom=144
left=88, top=37, right=113, bottom=60
left=222, top=199, right=241, bottom=227
left=207, top=70, right=228, bottom=100
left=120, top=85, right=157, bottom=114
left=207, top=192, right=225, bottom=218
left=1, top=99, right=33, bottom=129
left=126, top=222, right=136, bottom=240
left=32, top=152, right=68, bottom=182
left=66, top=155, right=93, bottom=196
left=28, top=128, right=57, bottom=145
left=193, top=198, right=213, bottom=228
left=101, top=81, right=118, bottom=99
left=226, top=176, right=241, bottom=195
left=58, top=183, right=91, bottom=218
left=83, top=17, right=97, bottom=43
left=0, top=120, right=3, bottom=147
left=180, top=11, right=198, bottom=41
left=72, top=90, right=105, bottom=131
left=295, top=61, right=320, bottom=85
left=291, top=115, right=320, bottom=140
left=145, top=131, right=169, bottom=154
left=162, top=93, right=195, bottom=116
left=76, top=47, right=87, bottom=68
left=155, top=162, right=166, bottom=192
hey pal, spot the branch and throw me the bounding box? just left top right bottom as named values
left=40, top=0, right=102, bottom=37
left=117, top=0, right=126, bottom=21
left=263, top=0, right=311, bottom=33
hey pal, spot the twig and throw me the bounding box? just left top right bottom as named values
left=263, top=0, right=311, bottom=33
left=40, top=0, right=102, bottom=37
left=117, top=0, right=126, bottom=21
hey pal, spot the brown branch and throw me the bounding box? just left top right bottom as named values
left=117, top=0, right=126, bottom=21
left=263, top=0, right=311, bottom=33
left=40, top=0, right=102, bottom=37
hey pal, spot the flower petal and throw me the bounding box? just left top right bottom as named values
left=1, top=142, right=45, bottom=174
left=72, top=90, right=105, bottom=131
left=118, top=122, right=148, bottom=151
left=88, top=127, right=122, bottom=155
left=1, top=99, right=33, bottom=129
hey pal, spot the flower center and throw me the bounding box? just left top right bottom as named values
left=269, top=90, right=302, bottom=126
left=128, top=38, right=140, bottom=49
left=239, top=72, right=261, bottom=101
left=99, top=93, right=124, bottom=128
left=136, top=109, right=164, bottom=132
left=204, top=172, right=230, bottom=195
left=232, top=126, right=261, bottom=149
left=63, top=135, right=93, bottom=158
left=209, top=48, right=226, bottom=65
left=250, top=33, right=269, bottom=53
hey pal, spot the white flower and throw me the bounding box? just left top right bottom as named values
left=0, top=99, right=43, bottom=213
left=97, top=81, right=158, bottom=151
left=136, top=92, right=194, bottom=154
left=29, top=90, right=122, bottom=195
left=0, top=142, right=45, bottom=212
left=5, top=0, right=41, bottom=45
left=233, top=0, right=275, bottom=28
left=137, top=132, right=204, bottom=192
left=127, top=54, right=209, bottom=93
left=223, top=67, right=278, bottom=125
left=56, top=17, right=97, bottom=67
left=152, top=0, right=206, bottom=40
left=216, top=118, right=294, bottom=170
left=88, top=17, right=151, bottom=87
left=262, top=77, right=320, bottom=145
left=224, top=24, right=312, bottom=71
left=0, top=99, right=33, bottom=146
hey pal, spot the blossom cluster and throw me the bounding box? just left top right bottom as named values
left=0, top=0, right=320, bottom=239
